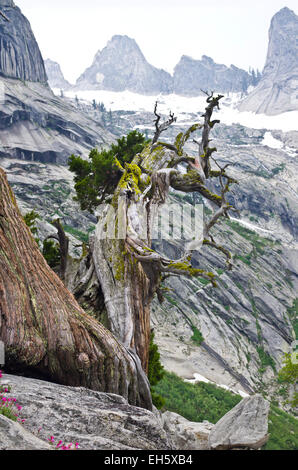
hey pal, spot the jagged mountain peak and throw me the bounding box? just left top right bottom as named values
left=76, top=34, right=173, bottom=94
left=44, top=58, right=71, bottom=90
left=272, top=6, right=296, bottom=22
left=173, top=54, right=252, bottom=95
left=201, top=55, right=215, bottom=64
left=108, top=34, right=141, bottom=47
left=92, top=34, right=147, bottom=67
left=98, top=35, right=144, bottom=57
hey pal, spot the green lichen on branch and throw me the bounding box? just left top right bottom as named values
left=165, top=261, right=217, bottom=286
left=118, top=162, right=142, bottom=195
left=171, top=170, right=222, bottom=205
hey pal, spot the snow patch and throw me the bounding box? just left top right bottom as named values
left=261, top=131, right=283, bottom=149
left=185, top=373, right=210, bottom=384
left=229, top=217, right=274, bottom=235
left=184, top=372, right=250, bottom=398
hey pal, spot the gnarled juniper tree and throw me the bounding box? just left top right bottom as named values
left=68, top=93, right=239, bottom=397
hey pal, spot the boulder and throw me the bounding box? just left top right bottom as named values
left=162, top=411, right=214, bottom=450
left=208, top=394, right=270, bottom=450
left=0, top=374, right=173, bottom=450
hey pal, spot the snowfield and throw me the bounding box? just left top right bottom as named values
left=58, top=88, right=298, bottom=133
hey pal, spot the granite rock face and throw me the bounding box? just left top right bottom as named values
left=0, top=2, right=114, bottom=164
left=173, top=55, right=253, bottom=96
left=208, top=394, right=270, bottom=449
left=0, top=0, right=47, bottom=82
left=44, top=59, right=72, bottom=90
left=239, top=7, right=298, bottom=115
left=76, top=35, right=173, bottom=94
left=0, top=76, right=114, bottom=164
left=0, top=374, right=174, bottom=450
left=146, top=122, right=298, bottom=398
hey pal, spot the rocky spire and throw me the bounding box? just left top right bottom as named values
left=238, top=7, right=298, bottom=115
left=44, top=59, right=71, bottom=90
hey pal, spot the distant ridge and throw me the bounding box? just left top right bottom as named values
left=74, top=34, right=253, bottom=96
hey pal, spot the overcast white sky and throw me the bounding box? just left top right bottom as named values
left=16, top=0, right=297, bottom=84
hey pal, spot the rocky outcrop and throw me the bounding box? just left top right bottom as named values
left=0, top=374, right=271, bottom=450
left=44, top=59, right=72, bottom=90
left=208, top=394, right=270, bottom=449
left=238, top=7, right=298, bottom=115
left=0, top=76, right=114, bottom=164
left=0, top=0, right=47, bottom=82
left=76, top=35, right=173, bottom=94
left=0, top=374, right=172, bottom=450
left=173, top=55, right=253, bottom=96
left=0, top=415, right=52, bottom=450
left=162, top=411, right=213, bottom=450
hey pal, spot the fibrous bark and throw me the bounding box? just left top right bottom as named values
left=0, top=167, right=152, bottom=409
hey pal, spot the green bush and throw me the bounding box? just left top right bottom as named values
left=153, top=371, right=298, bottom=450
left=63, top=225, right=89, bottom=243
left=278, top=353, right=298, bottom=407
left=257, top=346, right=276, bottom=373
left=23, top=210, right=40, bottom=245
left=264, top=405, right=298, bottom=450
left=153, top=371, right=241, bottom=423
left=42, top=239, right=60, bottom=268
left=191, top=326, right=204, bottom=346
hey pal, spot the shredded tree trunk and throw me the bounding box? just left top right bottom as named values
left=85, top=94, right=237, bottom=374
left=0, top=168, right=152, bottom=410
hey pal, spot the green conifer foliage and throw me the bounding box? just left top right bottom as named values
left=68, top=130, right=148, bottom=212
